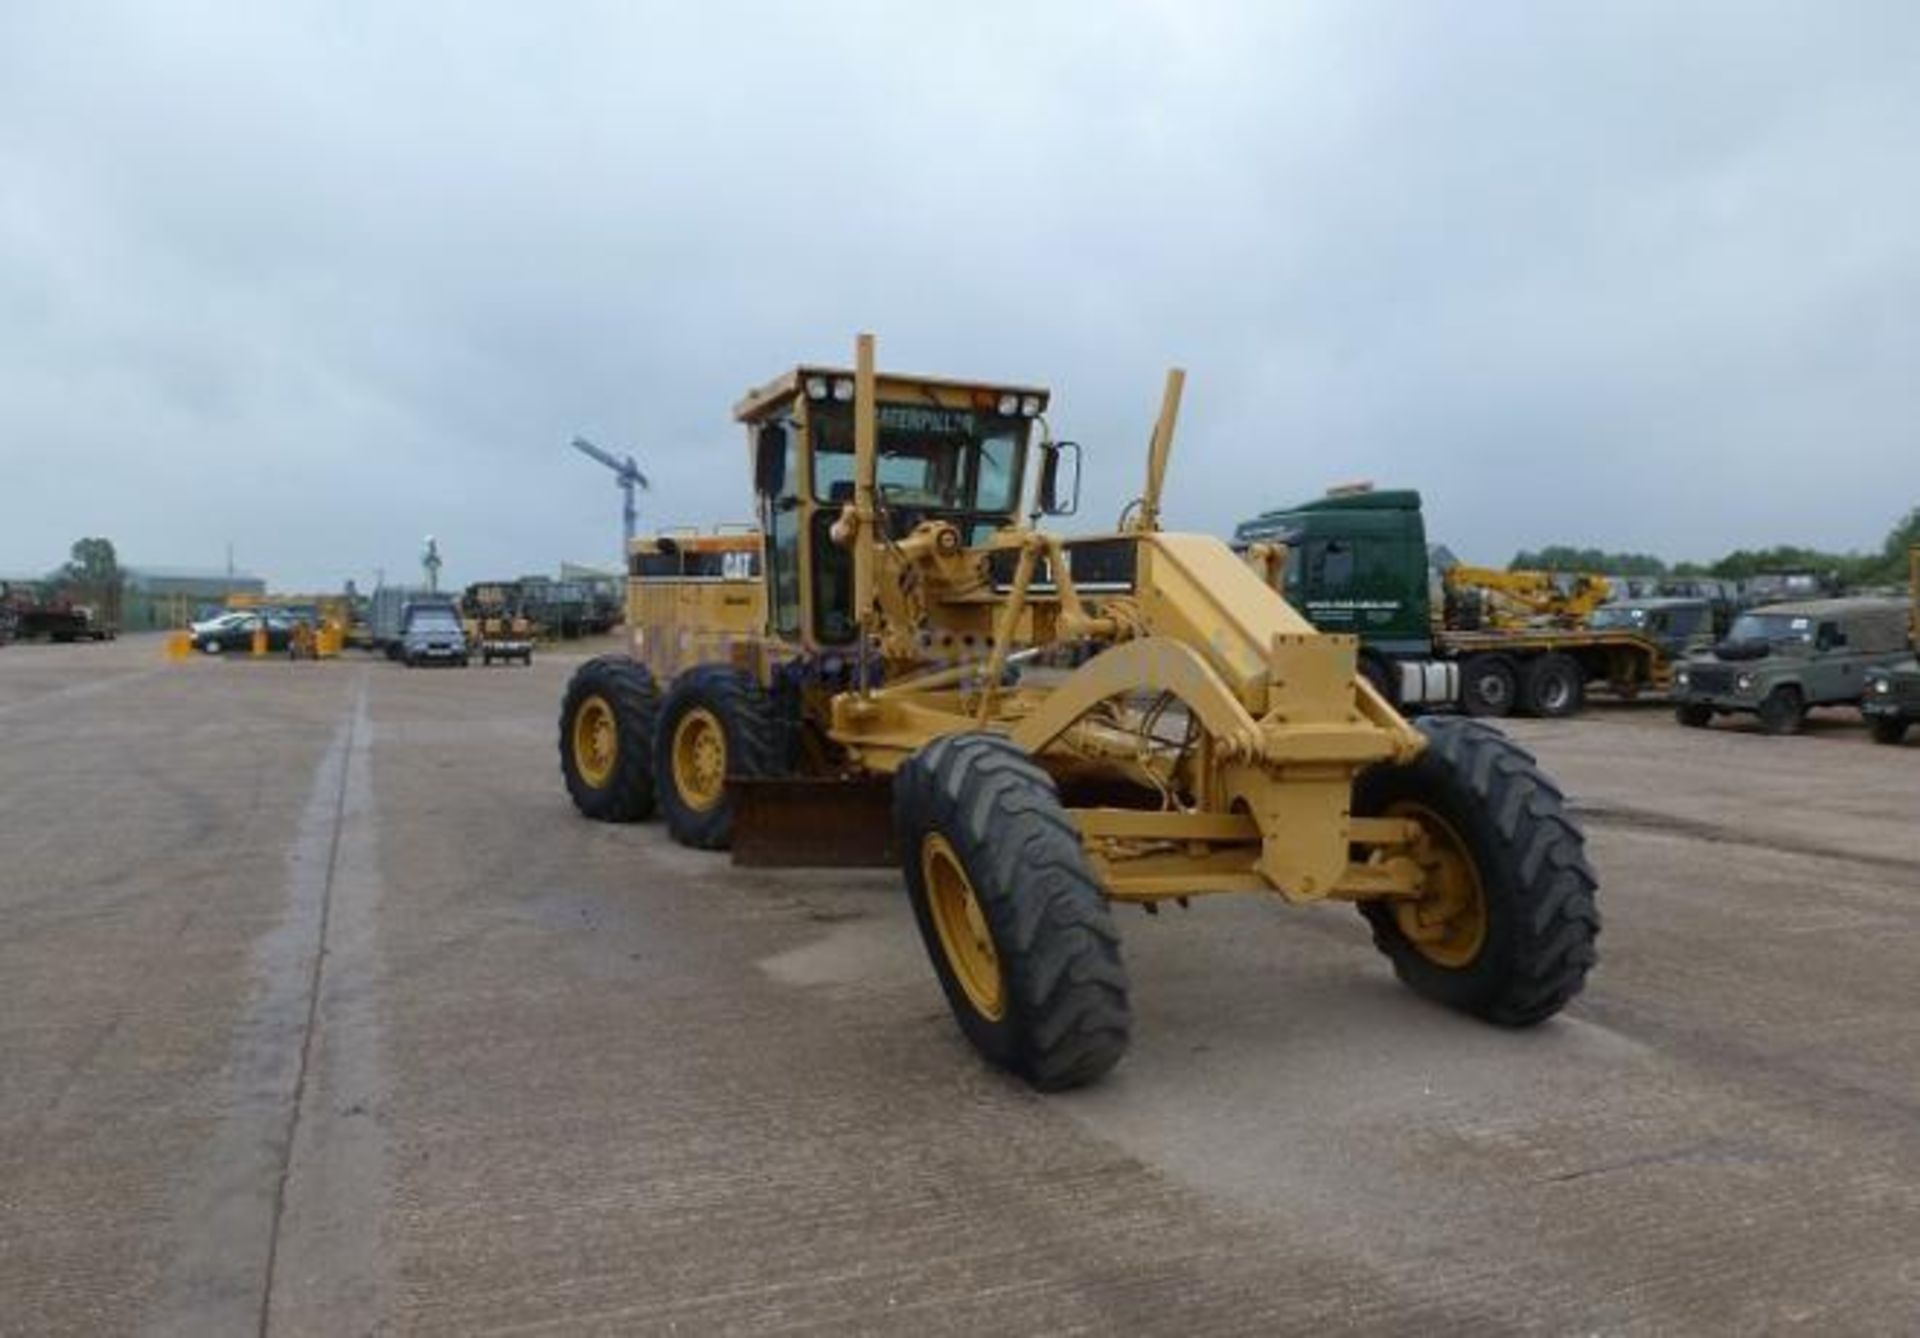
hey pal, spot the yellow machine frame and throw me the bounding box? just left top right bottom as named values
left=636, top=334, right=1443, bottom=909
left=572, top=332, right=1599, bottom=1090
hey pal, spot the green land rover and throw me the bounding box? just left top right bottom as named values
left=1861, top=659, right=1919, bottom=745
left=1672, top=597, right=1911, bottom=735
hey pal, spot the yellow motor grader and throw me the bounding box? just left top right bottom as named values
left=559, top=334, right=1598, bottom=1089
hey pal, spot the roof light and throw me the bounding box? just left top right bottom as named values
left=805, top=376, right=830, bottom=400
left=832, top=377, right=854, bottom=402
left=1020, top=395, right=1041, bottom=416
left=997, top=393, right=1019, bottom=415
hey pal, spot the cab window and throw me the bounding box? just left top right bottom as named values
left=759, top=420, right=802, bottom=639
left=1310, top=539, right=1355, bottom=592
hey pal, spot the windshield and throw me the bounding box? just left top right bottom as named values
left=1589, top=606, right=1648, bottom=630
left=810, top=401, right=1026, bottom=514
left=1727, top=612, right=1813, bottom=646
left=410, top=608, right=460, bottom=630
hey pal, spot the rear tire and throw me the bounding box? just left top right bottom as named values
left=1674, top=702, right=1713, bottom=728
left=1460, top=654, right=1517, bottom=718
left=1354, top=717, right=1598, bottom=1026
left=894, top=733, right=1130, bottom=1091
left=1870, top=716, right=1910, bottom=746
left=1757, top=686, right=1804, bottom=736
left=559, top=656, right=660, bottom=822
left=1520, top=653, right=1584, bottom=718
left=654, top=665, right=781, bottom=850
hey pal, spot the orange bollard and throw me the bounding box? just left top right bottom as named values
left=251, top=623, right=267, bottom=657
left=167, top=630, right=192, bottom=661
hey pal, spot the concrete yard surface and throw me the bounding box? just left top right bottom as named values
left=3, top=636, right=1918, bottom=1334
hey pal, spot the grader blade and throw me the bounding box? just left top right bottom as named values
left=729, top=777, right=896, bottom=867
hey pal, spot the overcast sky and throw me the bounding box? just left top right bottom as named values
left=3, top=1, right=1916, bottom=589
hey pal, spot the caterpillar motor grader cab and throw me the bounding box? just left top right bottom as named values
left=559, top=334, right=1599, bottom=1090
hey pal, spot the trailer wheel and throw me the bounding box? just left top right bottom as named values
left=1520, top=653, right=1584, bottom=718
left=1354, top=717, right=1598, bottom=1026
left=559, top=655, right=660, bottom=822
left=1674, top=702, right=1713, bottom=728
left=1869, top=716, right=1909, bottom=746
left=1460, top=654, right=1518, bottom=717
left=653, top=665, right=781, bottom=850
left=1757, top=685, right=1804, bottom=736
left=894, top=733, right=1130, bottom=1091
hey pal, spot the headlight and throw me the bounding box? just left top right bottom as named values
left=832, top=377, right=854, bottom=402
left=1873, top=678, right=1891, bottom=694
left=1675, top=669, right=1689, bottom=686
left=804, top=376, right=830, bottom=401
left=1736, top=673, right=1754, bottom=692
left=997, top=393, right=1020, bottom=415
left=1020, top=394, right=1042, bottom=416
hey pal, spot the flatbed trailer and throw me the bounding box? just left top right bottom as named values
left=1436, top=626, right=1673, bottom=717
left=1236, top=487, right=1699, bottom=718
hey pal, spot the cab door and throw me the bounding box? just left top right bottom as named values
left=1813, top=620, right=1853, bottom=701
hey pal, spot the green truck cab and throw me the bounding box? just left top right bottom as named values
left=1236, top=489, right=1457, bottom=708
left=1673, top=597, right=1911, bottom=735
left=1235, top=488, right=1681, bottom=717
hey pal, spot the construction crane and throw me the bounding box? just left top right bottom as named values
left=569, top=436, right=651, bottom=556
left=1441, top=564, right=1611, bottom=630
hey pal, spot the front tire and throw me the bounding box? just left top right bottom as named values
left=653, top=665, right=781, bottom=850
left=1460, top=654, right=1518, bottom=718
left=1359, top=654, right=1398, bottom=710
left=1870, top=716, right=1910, bottom=746
left=894, top=733, right=1130, bottom=1091
left=559, top=656, right=661, bottom=821
left=1674, top=701, right=1713, bottom=729
left=1354, top=717, right=1598, bottom=1026
left=1757, top=686, right=1804, bottom=736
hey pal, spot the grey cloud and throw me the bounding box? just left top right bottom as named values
left=2, top=0, right=1916, bottom=587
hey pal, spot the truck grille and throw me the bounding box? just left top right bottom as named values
left=1687, top=666, right=1734, bottom=694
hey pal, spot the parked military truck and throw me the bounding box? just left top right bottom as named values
left=1859, top=545, right=1919, bottom=745
left=1587, top=598, right=1717, bottom=663
left=1672, top=597, right=1912, bottom=735
left=1235, top=488, right=1679, bottom=717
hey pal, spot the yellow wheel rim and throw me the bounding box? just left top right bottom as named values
left=572, top=695, right=618, bottom=788
left=670, top=707, right=728, bottom=812
left=1390, top=802, right=1489, bottom=969
left=921, top=834, right=1006, bottom=1020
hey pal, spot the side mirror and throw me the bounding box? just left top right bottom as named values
left=754, top=423, right=787, bottom=496
left=1039, top=440, right=1082, bottom=517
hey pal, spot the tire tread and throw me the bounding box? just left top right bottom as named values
left=894, top=733, right=1130, bottom=1090
left=1357, top=716, right=1599, bottom=1026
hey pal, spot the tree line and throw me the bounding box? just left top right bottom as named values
left=1512, top=506, right=1920, bottom=587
